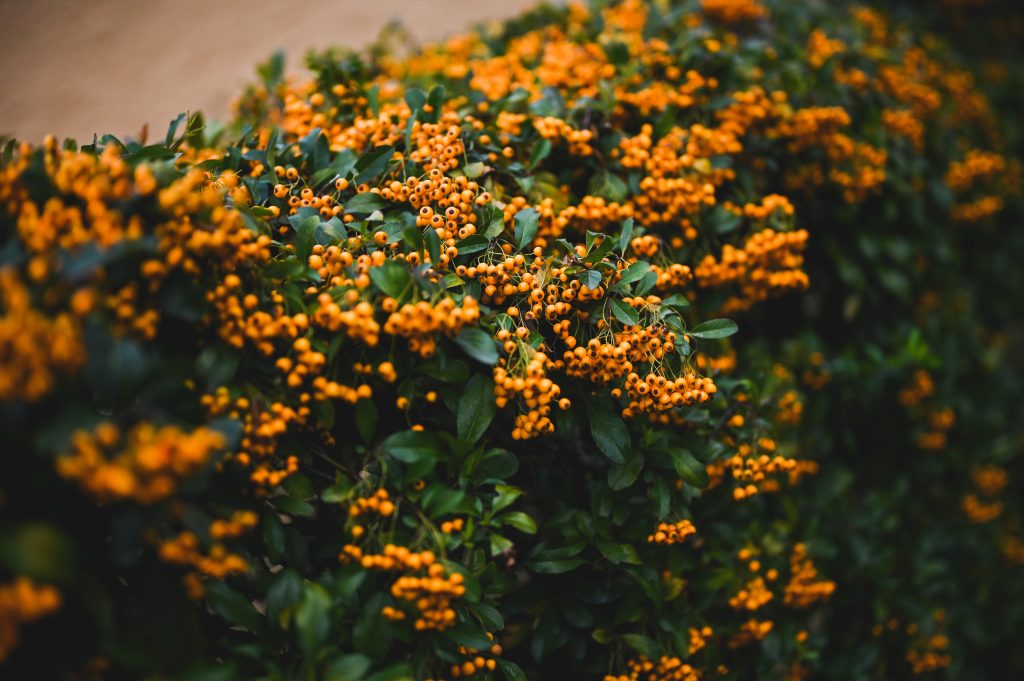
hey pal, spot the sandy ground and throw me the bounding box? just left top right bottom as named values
left=0, top=0, right=533, bottom=144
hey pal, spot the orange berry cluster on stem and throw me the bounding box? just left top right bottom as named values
left=783, top=543, right=836, bottom=608
left=649, top=519, right=697, bottom=545
left=0, top=578, right=61, bottom=662
left=604, top=655, right=701, bottom=681
left=57, top=422, right=224, bottom=504
left=390, top=562, right=466, bottom=631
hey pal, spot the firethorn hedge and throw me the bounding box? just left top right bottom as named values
left=1, top=0, right=1023, bottom=679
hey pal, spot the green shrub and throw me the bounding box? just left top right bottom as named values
left=1, top=1, right=1022, bottom=679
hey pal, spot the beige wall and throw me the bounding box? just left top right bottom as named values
left=0, top=0, right=534, bottom=143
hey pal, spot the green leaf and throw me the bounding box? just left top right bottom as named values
left=419, top=354, right=471, bottom=383
left=368, top=260, right=410, bottom=298
left=530, top=544, right=585, bottom=561
left=282, top=472, right=315, bottom=499
left=513, top=207, right=539, bottom=251
left=422, top=486, right=466, bottom=517
left=125, top=144, right=177, bottom=162
left=366, top=664, right=414, bottom=681
left=0, top=523, right=77, bottom=584
left=264, top=509, right=285, bottom=562
left=380, top=430, right=441, bottom=463
left=490, top=533, right=514, bottom=556
left=345, top=192, right=389, bottom=215
left=603, top=40, right=631, bottom=65
left=454, top=328, right=499, bottom=365
left=257, top=50, right=285, bottom=91
left=610, top=299, right=640, bottom=326
left=311, top=148, right=358, bottom=186
left=472, top=449, right=519, bottom=483
left=586, top=396, right=630, bottom=463
left=492, top=484, right=523, bottom=514
left=608, top=452, right=643, bottom=490
left=711, top=207, right=742, bottom=234
left=618, top=218, right=634, bottom=254
left=468, top=602, right=504, bottom=631
left=670, top=448, right=709, bottom=488
left=295, top=583, right=332, bottom=655
left=501, top=511, right=538, bottom=534
left=651, top=477, right=671, bottom=519
left=480, top=204, right=506, bottom=238
left=586, top=231, right=616, bottom=264
left=596, top=540, right=641, bottom=565
left=446, top=622, right=494, bottom=650
left=267, top=569, right=303, bottom=624
left=366, top=84, right=381, bottom=116
left=589, top=169, right=629, bottom=202
left=688, top=318, right=738, bottom=339
left=615, top=261, right=650, bottom=290
left=292, top=215, right=319, bottom=261
left=427, top=85, right=447, bottom=121
left=0, top=520, right=76, bottom=585
left=402, top=226, right=423, bottom=253
left=464, top=161, right=489, bottom=178
left=527, top=558, right=587, bottom=574
left=662, top=293, right=690, bottom=309
left=165, top=112, right=188, bottom=146
left=622, top=633, right=661, bottom=659
left=424, top=226, right=441, bottom=265
left=580, top=269, right=602, bottom=290
left=634, top=271, right=658, bottom=297
left=270, top=496, right=316, bottom=517
left=456, top=234, right=490, bottom=255
left=556, top=238, right=576, bottom=254
left=404, top=88, right=427, bottom=113
left=205, top=582, right=265, bottom=634
left=498, top=659, right=528, bottom=681
left=299, top=129, right=330, bottom=168
left=321, top=481, right=352, bottom=504
left=263, top=258, right=306, bottom=281
left=443, top=273, right=466, bottom=289
left=354, top=145, right=394, bottom=183
left=528, top=138, right=552, bottom=169
left=458, top=374, right=497, bottom=445
left=355, top=399, right=377, bottom=445
left=325, top=654, right=372, bottom=681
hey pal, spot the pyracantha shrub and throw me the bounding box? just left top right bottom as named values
left=2, top=0, right=1023, bottom=679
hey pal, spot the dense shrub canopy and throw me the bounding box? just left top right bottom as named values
left=1, top=1, right=1022, bottom=679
